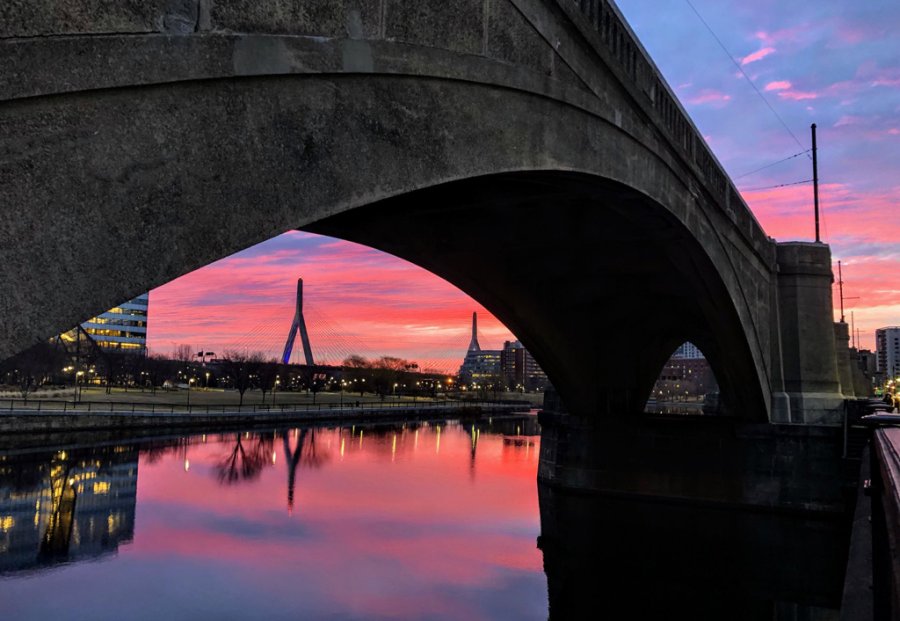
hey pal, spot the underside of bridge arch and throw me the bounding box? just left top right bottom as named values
left=304, top=171, right=767, bottom=421
left=0, top=68, right=774, bottom=422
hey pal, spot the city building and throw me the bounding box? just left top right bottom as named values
left=651, top=342, right=718, bottom=402
left=672, top=342, right=704, bottom=359
left=876, top=327, right=900, bottom=379
left=458, top=312, right=501, bottom=385
left=501, top=340, right=550, bottom=391
left=62, top=294, right=150, bottom=353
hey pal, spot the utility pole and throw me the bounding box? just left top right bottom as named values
left=838, top=260, right=845, bottom=322
left=851, top=311, right=855, bottom=349
left=811, top=123, right=820, bottom=243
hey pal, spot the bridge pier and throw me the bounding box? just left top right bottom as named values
left=537, top=482, right=848, bottom=617
left=776, top=242, right=845, bottom=424
left=537, top=407, right=850, bottom=514
left=834, top=320, right=856, bottom=399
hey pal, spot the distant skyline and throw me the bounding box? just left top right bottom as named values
left=148, top=0, right=899, bottom=361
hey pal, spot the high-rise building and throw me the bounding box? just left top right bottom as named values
left=57, top=294, right=150, bottom=354
left=78, top=294, right=150, bottom=353
left=501, top=340, right=549, bottom=391
left=876, top=327, right=900, bottom=379
left=672, top=342, right=704, bottom=360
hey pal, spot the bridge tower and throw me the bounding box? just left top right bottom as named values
left=281, top=278, right=315, bottom=366
left=467, top=312, right=481, bottom=352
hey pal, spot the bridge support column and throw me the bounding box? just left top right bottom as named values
left=834, top=321, right=856, bottom=398
left=776, top=242, right=844, bottom=424
left=537, top=404, right=848, bottom=513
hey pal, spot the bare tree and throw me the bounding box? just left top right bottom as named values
left=257, top=361, right=281, bottom=405
left=221, top=350, right=265, bottom=407
left=172, top=344, right=194, bottom=362
left=0, top=342, right=63, bottom=401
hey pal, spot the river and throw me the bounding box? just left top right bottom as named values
left=0, top=414, right=848, bottom=619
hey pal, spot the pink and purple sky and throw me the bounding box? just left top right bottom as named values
left=148, top=0, right=900, bottom=369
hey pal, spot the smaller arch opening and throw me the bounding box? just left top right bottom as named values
left=644, top=341, right=722, bottom=415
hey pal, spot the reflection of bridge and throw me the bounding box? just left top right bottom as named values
left=0, top=2, right=859, bottom=510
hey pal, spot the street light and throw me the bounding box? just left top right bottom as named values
left=187, top=377, right=195, bottom=409
left=75, top=370, right=85, bottom=403
left=205, top=371, right=210, bottom=389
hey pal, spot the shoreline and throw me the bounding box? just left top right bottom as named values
left=0, top=403, right=532, bottom=440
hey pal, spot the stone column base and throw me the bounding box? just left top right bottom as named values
left=770, top=391, right=792, bottom=423
left=537, top=410, right=850, bottom=514
left=786, top=392, right=845, bottom=425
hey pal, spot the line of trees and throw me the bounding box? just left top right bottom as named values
left=0, top=339, right=454, bottom=403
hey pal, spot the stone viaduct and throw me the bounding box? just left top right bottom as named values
left=0, top=0, right=853, bottom=429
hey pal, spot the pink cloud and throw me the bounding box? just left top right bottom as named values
left=764, top=80, right=792, bottom=92
left=778, top=89, right=819, bottom=101
left=741, top=46, right=776, bottom=65
left=888, top=128, right=900, bottom=136
left=739, top=181, right=900, bottom=350
left=834, top=115, right=864, bottom=127
left=687, top=89, right=732, bottom=106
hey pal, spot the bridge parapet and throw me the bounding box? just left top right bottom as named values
left=561, top=0, right=768, bottom=257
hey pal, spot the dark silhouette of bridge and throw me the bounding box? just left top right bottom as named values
left=0, top=1, right=860, bottom=509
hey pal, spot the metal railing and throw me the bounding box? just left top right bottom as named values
left=0, top=397, right=528, bottom=416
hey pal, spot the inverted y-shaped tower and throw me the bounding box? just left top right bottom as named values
left=281, top=278, right=315, bottom=366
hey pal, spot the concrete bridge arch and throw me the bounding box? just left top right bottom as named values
left=1, top=0, right=842, bottom=421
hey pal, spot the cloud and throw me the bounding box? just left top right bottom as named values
left=740, top=46, right=776, bottom=65
left=834, top=115, right=864, bottom=127
left=764, top=80, right=792, bottom=91
left=778, top=89, right=818, bottom=101
left=686, top=89, right=732, bottom=106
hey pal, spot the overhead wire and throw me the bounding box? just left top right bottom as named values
left=733, top=149, right=811, bottom=179
left=682, top=0, right=810, bottom=159
left=740, top=178, right=812, bottom=192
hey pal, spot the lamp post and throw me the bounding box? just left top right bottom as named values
left=205, top=371, right=210, bottom=389
left=75, top=370, right=84, bottom=404
left=187, top=377, right=194, bottom=410
left=273, top=377, right=280, bottom=406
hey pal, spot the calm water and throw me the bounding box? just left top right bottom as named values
left=0, top=415, right=849, bottom=619
left=0, top=418, right=546, bottom=620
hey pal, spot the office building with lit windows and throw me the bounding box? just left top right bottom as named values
left=876, top=327, right=900, bottom=379
left=500, top=340, right=549, bottom=391
left=672, top=342, right=704, bottom=360
left=78, top=293, right=149, bottom=353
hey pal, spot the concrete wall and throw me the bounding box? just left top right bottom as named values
left=538, top=410, right=851, bottom=514
left=0, top=0, right=795, bottom=421
left=776, top=243, right=844, bottom=423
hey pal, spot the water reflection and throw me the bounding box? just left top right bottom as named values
left=0, top=415, right=845, bottom=619
left=0, top=417, right=546, bottom=621
left=0, top=446, right=138, bottom=575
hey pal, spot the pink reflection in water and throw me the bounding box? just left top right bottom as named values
left=128, top=421, right=544, bottom=620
